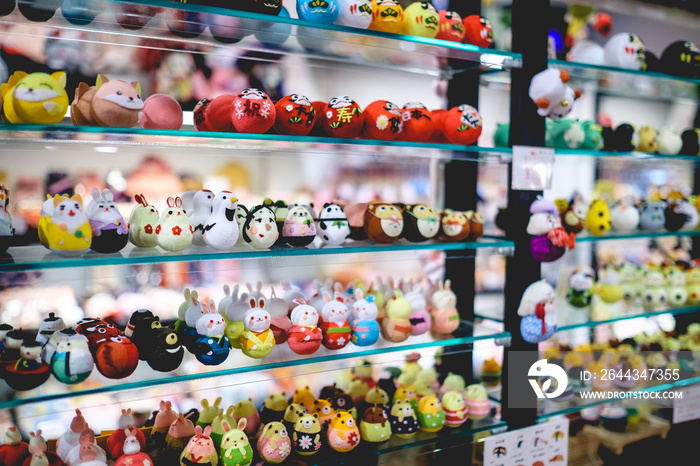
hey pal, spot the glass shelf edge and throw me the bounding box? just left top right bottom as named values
left=556, top=148, right=700, bottom=162
left=484, top=231, right=700, bottom=244
left=556, top=305, right=700, bottom=332
left=549, top=59, right=700, bottom=87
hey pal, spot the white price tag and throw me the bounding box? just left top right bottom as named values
left=484, top=418, right=569, bottom=466
left=673, top=383, right=700, bottom=424
left=511, top=146, right=555, bottom=191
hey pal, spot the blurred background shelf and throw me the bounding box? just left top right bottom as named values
left=557, top=304, right=700, bottom=332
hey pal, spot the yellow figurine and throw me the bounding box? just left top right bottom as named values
left=585, top=199, right=611, bottom=236
left=45, top=194, right=92, bottom=256
left=1, top=71, right=69, bottom=124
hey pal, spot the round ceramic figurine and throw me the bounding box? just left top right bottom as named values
left=180, top=425, right=218, bottom=466
left=192, top=99, right=213, bottom=131
left=44, top=194, right=92, bottom=257
left=292, top=414, right=321, bottom=456
left=188, top=189, right=215, bottom=247
left=233, top=399, right=261, bottom=436
left=442, top=391, right=468, bottom=427
left=464, top=384, right=490, bottom=420
left=369, top=0, right=403, bottom=34
left=231, top=88, right=276, bottom=134
left=388, top=400, right=419, bottom=438
left=4, top=340, right=50, bottom=391
left=274, top=94, right=316, bottom=136
left=431, top=280, right=459, bottom=334
left=517, top=280, right=557, bottom=344
left=639, top=201, right=666, bottom=231
left=297, top=0, right=339, bottom=23
left=256, top=422, right=290, bottom=464
left=416, top=395, right=445, bottom=433
left=611, top=200, right=640, bottom=233
left=141, top=94, right=183, bottom=130
left=360, top=406, right=391, bottom=443
left=437, top=11, right=465, bottom=42
left=239, top=297, right=275, bottom=359
left=462, top=15, right=493, bottom=48
left=661, top=41, right=700, bottom=78
left=156, top=197, right=193, bottom=252
left=335, top=0, right=372, bottom=28
left=0, top=185, right=13, bottom=253
left=128, top=194, right=159, bottom=248
left=2, top=71, right=68, bottom=124
left=438, top=209, right=469, bottom=241
left=604, top=32, right=646, bottom=69
left=362, top=100, right=404, bottom=140
left=320, top=292, right=352, bottom=350
left=327, top=412, right=360, bottom=453
left=364, top=202, right=404, bottom=243
left=528, top=69, right=580, bottom=119
left=657, top=127, right=683, bottom=155
left=324, top=96, right=364, bottom=138
left=405, top=284, right=431, bottom=336
left=85, top=188, right=128, bottom=253
left=350, top=289, right=380, bottom=347
left=36, top=312, right=65, bottom=345
left=45, top=328, right=94, bottom=384
left=72, top=75, right=143, bottom=127
left=567, top=40, right=605, bottom=65
left=283, top=404, right=307, bottom=435
left=260, top=393, right=288, bottom=424
left=401, top=203, right=439, bottom=242
left=283, top=204, right=317, bottom=246
left=585, top=199, right=612, bottom=236
left=219, top=418, right=252, bottom=466
left=442, top=104, right=483, bottom=144
left=566, top=266, right=595, bottom=308
left=242, top=205, right=279, bottom=249
left=287, top=299, right=323, bottom=355
left=316, top=203, right=351, bottom=246
left=203, top=191, right=239, bottom=250
left=381, top=290, right=412, bottom=343
left=254, top=7, right=292, bottom=47
left=402, top=2, right=439, bottom=38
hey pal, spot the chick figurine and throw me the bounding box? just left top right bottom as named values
left=327, top=412, right=360, bottom=453
left=585, top=199, right=611, bottom=236
left=1, top=71, right=69, bottom=124
left=380, top=290, right=412, bottom=343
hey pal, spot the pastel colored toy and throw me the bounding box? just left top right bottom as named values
left=388, top=400, right=419, bottom=438
left=282, top=204, right=317, bottom=246
left=235, top=204, right=248, bottom=244
left=316, top=203, right=351, bottom=246
left=156, top=196, right=193, bottom=252
left=381, top=289, right=412, bottom=342
left=211, top=406, right=235, bottom=448
left=188, top=190, right=214, bottom=247
left=364, top=202, right=404, bottom=243
left=405, top=284, right=431, bottom=336
left=283, top=403, right=308, bottom=434
left=1, top=71, right=68, bottom=124
left=308, top=398, right=334, bottom=430
left=462, top=15, right=493, bottom=48
left=369, top=0, right=403, bottom=34
left=287, top=299, right=322, bottom=355
left=297, top=0, right=339, bottom=23
left=566, top=266, right=595, bottom=308
left=439, top=209, right=470, bottom=241
left=580, top=120, right=603, bottom=150
left=72, top=75, right=143, bottom=127
left=360, top=406, right=391, bottom=443
left=400, top=103, right=433, bottom=142
left=596, top=266, right=623, bottom=304
left=548, top=118, right=585, bottom=149
left=431, top=280, right=459, bottom=334
left=442, top=104, right=483, bottom=144
left=416, top=395, right=445, bottom=432
left=44, top=194, right=92, bottom=257
left=107, top=409, right=145, bottom=460
left=140, top=94, right=183, bottom=130
left=324, top=95, right=364, bottom=138
left=658, top=127, right=683, bottom=155
left=46, top=328, right=93, bottom=384
left=64, top=428, right=107, bottom=466
left=292, top=414, right=321, bottom=456
left=327, top=412, right=360, bottom=453
left=350, top=289, right=380, bottom=346
left=267, top=287, right=291, bottom=344
left=128, top=194, right=158, bottom=248
left=639, top=201, right=666, bottom=231
left=4, top=340, right=50, bottom=391
left=585, top=199, right=612, bottom=235
left=223, top=289, right=248, bottom=349
left=0, top=185, right=13, bottom=253
left=335, top=0, right=372, bottom=28
left=667, top=267, right=688, bottom=308
left=152, top=401, right=178, bottom=449
left=402, top=2, right=439, bottom=38
left=437, top=11, right=465, bottom=42
left=56, top=409, right=86, bottom=461
left=204, top=95, right=236, bottom=132
left=528, top=69, right=580, bottom=119
left=567, top=40, right=605, bottom=65
left=242, top=205, right=279, bottom=249
left=611, top=200, right=640, bottom=233
left=203, top=191, right=239, bottom=250
left=239, top=296, right=275, bottom=358
left=274, top=94, right=316, bottom=136
left=256, top=422, right=290, bottom=464
left=180, top=425, right=218, bottom=466
left=233, top=399, right=261, bottom=436
left=320, top=292, right=352, bottom=350
left=442, top=391, right=468, bottom=427
left=464, top=384, right=490, bottom=420
left=219, top=418, right=252, bottom=466
left=254, top=7, right=292, bottom=47
left=527, top=196, right=573, bottom=262
left=114, top=428, right=151, bottom=466
left=85, top=188, right=128, bottom=253
left=231, top=88, right=276, bottom=134
left=642, top=268, right=667, bottom=311
left=401, top=203, right=439, bottom=242
left=517, top=280, right=557, bottom=344
left=636, top=125, right=658, bottom=153
left=22, top=429, right=63, bottom=466
left=466, top=211, right=485, bottom=241
left=360, top=387, right=389, bottom=416
left=260, top=393, right=288, bottom=424
left=165, top=413, right=196, bottom=465
left=604, top=32, right=646, bottom=70
left=36, top=312, right=65, bottom=345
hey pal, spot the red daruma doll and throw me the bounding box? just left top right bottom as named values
left=320, top=292, right=352, bottom=350
left=324, top=96, right=364, bottom=138
left=442, top=105, right=483, bottom=145
left=231, top=88, right=276, bottom=133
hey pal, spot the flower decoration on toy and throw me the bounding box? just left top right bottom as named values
left=381, top=289, right=412, bottom=343
left=464, top=384, right=490, bottom=420
left=203, top=191, right=239, bottom=250
left=0, top=185, right=13, bottom=253
left=402, top=203, right=439, bottom=242
left=242, top=205, right=279, bottom=249
left=437, top=11, right=465, bottom=42
left=362, top=100, right=404, bottom=140
left=231, top=88, right=275, bottom=134
left=527, top=196, right=575, bottom=262
left=320, top=292, right=352, bottom=350
left=566, top=266, right=595, bottom=308
left=297, top=0, right=339, bottom=23
left=529, top=69, right=581, bottom=120
left=257, top=422, right=290, bottom=464
left=42, top=328, right=93, bottom=384
left=42, top=194, right=92, bottom=257
left=71, top=75, right=142, bottom=127
left=323, top=95, right=364, bottom=138
left=292, top=414, right=321, bottom=456
left=388, top=400, right=419, bottom=438
left=604, top=33, right=646, bottom=70
left=3, top=339, right=50, bottom=391
left=141, top=94, right=183, bottom=130
left=360, top=406, right=391, bottom=443
left=107, top=409, right=146, bottom=460
left=239, top=297, right=275, bottom=358
left=274, top=94, right=316, bottom=136
left=661, top=41, right=700, bottom=78
left=442, top=104, right=483, bottom=144
left=233, top=399, right=261, bottom=436
left=1, top=71, right=68, bottom=124
left=416, top=395, right=445, bottom=432
left=316, top=203, right=351, bottom=246
left=327, top=412, right=360, bottom=453
left=402, top=2, right=439, bottom=38
left=350, top=289, right=380, bottom=347
left=282, top=204, right=317, bottom=246
left=180, top=425, right=217, bottom=466
left=399, top=102, right=433, bottom=142
left=438, top=209, right=469, bottom=241
left=114, top=428, right=151, bottom=466
left=364, top=202, right=404, bottom=243
left=585, top=199, right=612, bottom=236
left=404, top=284, right=431, bottom=336
left=462, top=15, right=493, bottom=48
left=156, top=196, right=193, bottom=252
left=430, top=279, right=459, bottom=334
left=128, top=194, right=158, bottom=248
left=287, top=299, right=322, bottom=355
left=517, top=280, right=557, bottom=344
left=261, top=393, right=289, bottom=424
left=369, top=0, right=403, bottom=34
left=335, top=0, right=372, bottom=28
left=442, top=391, right=468, bottom=427
left=219, top=418, right=251, bottom=466
left=85, top=188, right=128, bottom=253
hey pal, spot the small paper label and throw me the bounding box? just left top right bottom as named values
left=484, top=418, right=569, bottom=466
left=511, top=146, right=555, bottom=191
left=673, top=384, right=700, bottom=424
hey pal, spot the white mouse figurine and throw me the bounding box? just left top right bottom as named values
left=128, top=194, right=159, bottom=248
left=156, top=196, right=193, bottom=252
left=528, top=69, right=581, bottom=119
left=203, top=191, right=239, bottom=250
left=189, top=189, right=214, bottom=247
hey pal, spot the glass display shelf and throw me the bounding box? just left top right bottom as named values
left=574, top=229, right=700, bottom=243
left=549, top=59, right=700, bottom=101
left=556, top=304, right=700, bottom=333
left=538, top=375, right=700, bottom=419
left=0, top=238, right=515, bottom=272
left=2, top=0, right=522, bottom=77
left=0, top=320, right=511, bottom=409
left=555, top=147, right=700, bottom=162
left=0, top=122, right=513, bottom=162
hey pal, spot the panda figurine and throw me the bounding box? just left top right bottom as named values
left=316, top=203, right=351, bottom=246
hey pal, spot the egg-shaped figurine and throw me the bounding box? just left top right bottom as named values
left=156, top=196, right=193, bottom=252
left=234, top=204, right=248, bottom=245
left=138, top=323, right=183, bottom=373
left=335, top=0, right=372, bottom=28
left=636, top=125, right=658, bottom=153
left=364, top=202, right=404, bottom=243
left=4, top=340, right=50, bottom=391
left=658, top=127, right=683, bottom=155
left=292, top=414, right=321, bottom=456
left=327, top=412, right=360, bottom=453
left=141, top=93, right=183, bottom=130
left=566, top=266, right=595, bottom=308
left=466, top=211, right=485, bottom=240
left=430, top=279, right=459, bottom=335
left=36, top=312, right=65, bottom=345
left=316, top=203, right=351, bottom=246
left=231, top=88, right=276, bottom=134
left=319, top=292, right=352, bottom=350
left=517, top=280, right=557, bottom=344
left=260, top=393, right=288, bottom=425
left=585, top=199, right=611, bottom=236
left=283, top=404, right=307, bottom=434
left=192, top=301, right=230, bottom=366
left=388, top=400, right=419, bottom=438
left=416, top=395, right=445, bottom=433
left=210, top=406, right=235, bottom=449
left=401, top=204, right=438, bottom=242
left=274, top=94, right=316, bottom=136
left=0, top=185, right=13, bottom=253
left=192, top=98, right=212, bottom=131
left=219, top=418, right=252, bottom=466
left=81, top=75, right=143, bottom=127
left=442, top=104, right=483, bottom=145
left=266, top=287, right=291, bottom=345
left=350, top=289, right=380, bottom=347
left=254, top=7, right=292, bottom=47
left=43, top=193, right=91, bottom=257
left=359, top=387, right=389, bottom=416
left=180, top=425, right=218, bottom=466
left=242, top=205, right=279, bottom=249
left=567, top=40, right=605, bottom=65
left=207, top=13, right=247, bottom=44
left=402, top=2, right=439, bottom=38
left=442, top=391, right=468, bottom=427
left=369, top=0, right=403, bottom=34
left=604, top=32, right=646, bottom=70
left=611, top=201, right=640, bottom=233
left=297, top=0, right=339, bottom=23
left=639, top=201, right=665, bottom=231
left=349, top=379, right=370, bottom=406
left=256, top=422, right=290, bottom=464
left=203, top=191, right=239, bottom=251
left=393, top=385, right=417, bottom=411
left=91, top=333, right=139, bottom=380
left=359, top=406, right=391, bottom=443
left=438, top=209, right=470, bottom=241
left=380, top=290, right=412, bottom=343
left=330, top=393, right=357, bottom=420
left=108, top=409, right=146, bottom=459
left=361, top=100, right=403, bottom=141
left=324, top=95, right=364, bottom=138
left=128, top=194, right=159, bottom=248
left=462, top=15, right=493, bottom=48
left=559, top=194, right=588, bottom=234
left=46, top=328, right=93, bottom=384
left=437, top=10, right=465, bottom=42
left=233, top=399, right=261, bottom=437
left=202, top=94, right=236, bottom=133
left=464, top=384, right=490, bottom=420
left=405, top=285, right=431, bottom=336
left=188, top=189, right=215, bottom=247
left=438, top=372, right=466, bottom=398
left=660, top=40, right=700, bottom=78
left=0, top=426, right=29, bottom=466
left=287, top=300, right=323, bottom=355
left=399, top=102, right=433, bottom=142
left=239, top=297, right=275, bottom=359
left=197, top=397, right=223, bottom=429
left=282, top=204, right=317, bottom=247
left=2, top=71, right=68, bottom=124
left=85, top=188, right=128, bottom=253
left=165, top=8, right=207, bottom=39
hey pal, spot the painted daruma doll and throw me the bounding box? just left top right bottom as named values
left=402, top=2, right=439, bottom=38
left=369, top=0, right=403, bottom=34
left=400, top=103, right=434, bottom=142
left=323, top=96, right=364, bottom=138
left=231, top=88, right=276, bottom=134
left=437, top=11, right=465, bottom=42
left=443, top=104, right=483, bottom=145
left=274, top=94, right=316, bottom=136
left=361, top=100, right=404, bottom=141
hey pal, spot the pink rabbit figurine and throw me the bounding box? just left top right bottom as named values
left=180, top=425, right=218, bottom=465
left=430, top=280, right=459, bottom=335
left=107, top=409, right=146, bottom=459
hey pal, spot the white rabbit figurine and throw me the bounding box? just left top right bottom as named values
left=287, top=299, right=322, bottom=355
left=86, top=187, right=129, bottom=254
left=218, top=284, right=236, bottom=318
left=405, top=283, right=431, bottom=336
left=239, top=296, right=275, bottom=358
left=224, top=287, right=249, bottom=349
left=431, top=280, right=459, bottom=334
left=350, top=288, right=380, bottom=347
left=320, top=291, right=351, bottom=350
left=268, top=286, right=291, bottom=344
left=191, top=299, right=231, bottom=366
left=184, top=294, right=204, bottom=328
left=281, top=280, right=305, bottom=311
left=128, top=194, right=159, bottom=248
left=196, top=300, right=226, bottom=337
left=156, top=196, right=193, bottom=252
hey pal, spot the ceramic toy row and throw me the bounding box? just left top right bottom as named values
left=0, top=359, right=491, bottom=466
left=565, top=261, right=700, bottom=312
